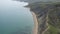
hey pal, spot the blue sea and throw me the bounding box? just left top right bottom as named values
left=0, top=0, right=34, bottom=34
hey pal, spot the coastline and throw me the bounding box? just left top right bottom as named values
left=31, top=12, right=38, bottom=34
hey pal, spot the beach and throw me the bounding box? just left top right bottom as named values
left=31, top=12, right=38, bottom=34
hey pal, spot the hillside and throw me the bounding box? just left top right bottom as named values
left=29, top=2, right=60, bottom=34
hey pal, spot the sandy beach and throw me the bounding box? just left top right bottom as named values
left=31, top=12, right=38, bottom=34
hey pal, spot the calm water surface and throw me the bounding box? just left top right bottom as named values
left=0, top=0, right=34, bottom=34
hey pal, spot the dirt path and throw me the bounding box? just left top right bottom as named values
left=42, top=23, right=49, bottom=34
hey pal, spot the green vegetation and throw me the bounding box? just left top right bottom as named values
left=27, top=2, right=60, bottom=34
left=48, top=24, right=58, bottom=34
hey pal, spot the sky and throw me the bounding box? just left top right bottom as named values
left=0, top=0, right=28, bottom=7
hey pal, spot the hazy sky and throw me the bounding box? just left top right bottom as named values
left=0, top=0, right=28, bottom=7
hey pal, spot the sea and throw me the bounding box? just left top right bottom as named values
left=0, top=0, right=34, bottom=34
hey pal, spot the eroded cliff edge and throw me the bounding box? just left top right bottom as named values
left=26, top=2, right=60, bottom=34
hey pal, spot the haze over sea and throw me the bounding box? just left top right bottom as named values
left=0, top=0, right=34, bottom=34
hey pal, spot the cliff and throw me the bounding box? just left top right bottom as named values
left=28, top=2, right=60, bottom=34
left=14, top=0, right=60, bottom=34
left=27, top=2, right=60, bottom=34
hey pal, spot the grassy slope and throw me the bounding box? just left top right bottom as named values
left=48, top=24, right=58, bottom=34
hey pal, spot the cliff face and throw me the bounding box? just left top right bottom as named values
left=29, top=3, right=60, bottom=34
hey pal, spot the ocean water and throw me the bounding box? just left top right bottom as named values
left=0, top=0, right=34, bottom=34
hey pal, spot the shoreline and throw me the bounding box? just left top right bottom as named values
left=31, top=12, right=38, bottom=34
